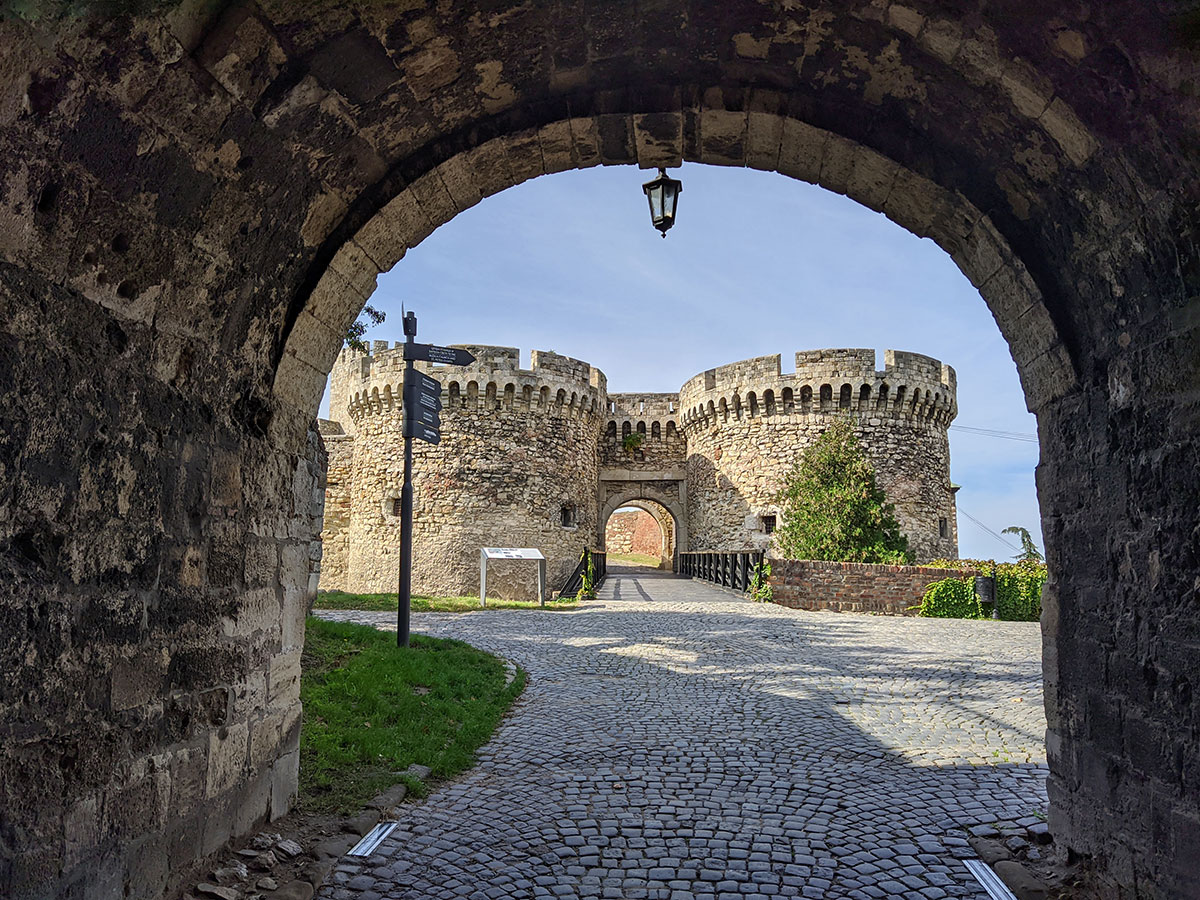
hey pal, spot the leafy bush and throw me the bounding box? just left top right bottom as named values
left=925, top=558, right=1047, bottom=622
left=749, top=559, right=773, bottom=603
left=775, top=418, right=913, bottom=564
left=577, top=549, right=597, bottom=600
left=344, top=304, right=386, bottom=352
left=917, top=577, right=982, bottom=619
left=622, top=431, right=645, bottom=453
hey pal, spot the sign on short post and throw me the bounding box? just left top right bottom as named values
left=480, top=548, right=546, bottom=607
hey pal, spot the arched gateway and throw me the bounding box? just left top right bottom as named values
left=0, top=4, right=1196, bottom=898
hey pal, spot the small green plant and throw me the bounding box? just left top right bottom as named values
left=916, top=577, right=982, bottom=618
left=749, top=559, right=773, bottom=603
left=622, top=431, right=645, bottom=453
left=577, top=549, right=597, bottom=600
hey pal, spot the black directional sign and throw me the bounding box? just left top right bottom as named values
left=403, top=372, right=443, bottom=412
left=409, top=404, right=440, bottom=429
left=396, top=312, right=464, bottom=648
left=402, top=371, right=442, bottom=445
left=402, top=421, right=441, bottom=444
left=404, top=343, right=477, bottom=366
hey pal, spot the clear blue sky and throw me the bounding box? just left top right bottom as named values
left=321, top=162, right=1043, bottom=561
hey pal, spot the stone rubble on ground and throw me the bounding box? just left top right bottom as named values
left=276, top=839, right=305, bottom=858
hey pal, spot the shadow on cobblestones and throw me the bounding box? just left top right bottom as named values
left=317, top=574, right=1045, bottom=900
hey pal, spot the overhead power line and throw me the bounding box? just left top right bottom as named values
left=950, top=424, right=1039, bottom=443
left=958, top=507, right=1021, bottom=553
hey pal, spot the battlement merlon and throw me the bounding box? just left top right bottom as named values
left=608, top=393, right=682, bottom=422
left=884, top=350, right=956, bottom=392
left=333, top=343, right=606, bottom=391
left=337, top=341, right=610, bottom=423
left=680, top=349, right=956, bottom=398
left=793, top=349, right=877, bottom=378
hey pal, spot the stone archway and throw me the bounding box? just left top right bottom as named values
left=600, top=494, right=685, bottom=571
left=1, top=5, right=1197, bottom=898
left=602, top=500, right=676, bottom=569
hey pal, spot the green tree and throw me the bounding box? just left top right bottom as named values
left=1001, top=526, right=1044, bottom=562
left=344, top=305, right=386, bottom=352
left=774, top=418, right=913, bottom=565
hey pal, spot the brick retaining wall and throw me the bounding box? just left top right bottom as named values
left=768, top=559, right=980, bottom=615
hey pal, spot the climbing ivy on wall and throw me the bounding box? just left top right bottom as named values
left=915, top=578, right=982, bottom=619
left=923, top=558, right=1048, bottom=622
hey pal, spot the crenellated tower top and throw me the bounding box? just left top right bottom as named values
left=327, top=342, right=608, bottom=427
left=678, top=348, right=957, bottom=430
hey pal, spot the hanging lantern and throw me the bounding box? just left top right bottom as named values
left=641, top=167, right=683, bottom=238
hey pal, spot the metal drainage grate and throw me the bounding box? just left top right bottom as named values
left=964, top=859, right=1019, bottom=900
left=346, top=822, right=398, bottom=858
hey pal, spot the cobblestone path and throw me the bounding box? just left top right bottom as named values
left=316, top=571, right=1047, bottom=900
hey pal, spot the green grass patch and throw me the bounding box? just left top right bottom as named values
left=314, top=590, right=578, bottom=612
left=607, top=552, right=663, bottom=568
left=299, top=617, right=526, bottom=815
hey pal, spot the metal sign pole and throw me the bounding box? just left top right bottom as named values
left=397, top=311, right=417, bottom=648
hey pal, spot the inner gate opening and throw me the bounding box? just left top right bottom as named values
left=603, top=503, right=676, bottom=570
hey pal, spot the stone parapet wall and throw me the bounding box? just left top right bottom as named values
left=679, top=349, right=956, bottom=427
left=600, top=392, right=686, bottom=471
left=342, top=343, right=607, bottom=422
left=768, top=559, right=981, bottom=615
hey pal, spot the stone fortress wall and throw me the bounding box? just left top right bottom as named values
left=323, top=342, right=605, bottom=599
left=320, top=345, right=958, bottom=598
left=600, top=393, right=687, bottom=471
left=679, top=349, right=959, bottom=561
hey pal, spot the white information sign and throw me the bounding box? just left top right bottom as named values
left=480, top=548, right=547, bottom=607
left=482, top=547, right=545, bottom=560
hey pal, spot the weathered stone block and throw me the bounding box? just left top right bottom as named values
left=268, top=651, right=301, bottom=707
left=233, top=588, right=281, bottom=638
left=270, top=749, right=300, bottom=821
left=110, top=650, right=169, bottom=712
left=233, top=767, right=272, bottom=836
left=633, top=112, right=684, bottom=169
left=777, top=118, right=827, bottom=185
left=205, top=722, right=249, bottom=800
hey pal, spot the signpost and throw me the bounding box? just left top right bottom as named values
left=396, top=312, right=475, bottom=647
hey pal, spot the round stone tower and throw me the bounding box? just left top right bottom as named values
left=322, top=342, right=607, bottom=599
left=679, top=349, right=959, bottom=561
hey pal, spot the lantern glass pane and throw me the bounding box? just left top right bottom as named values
left=647, top=186, right=664, bottom=220
left=663, top=182, right=678, bottom=218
